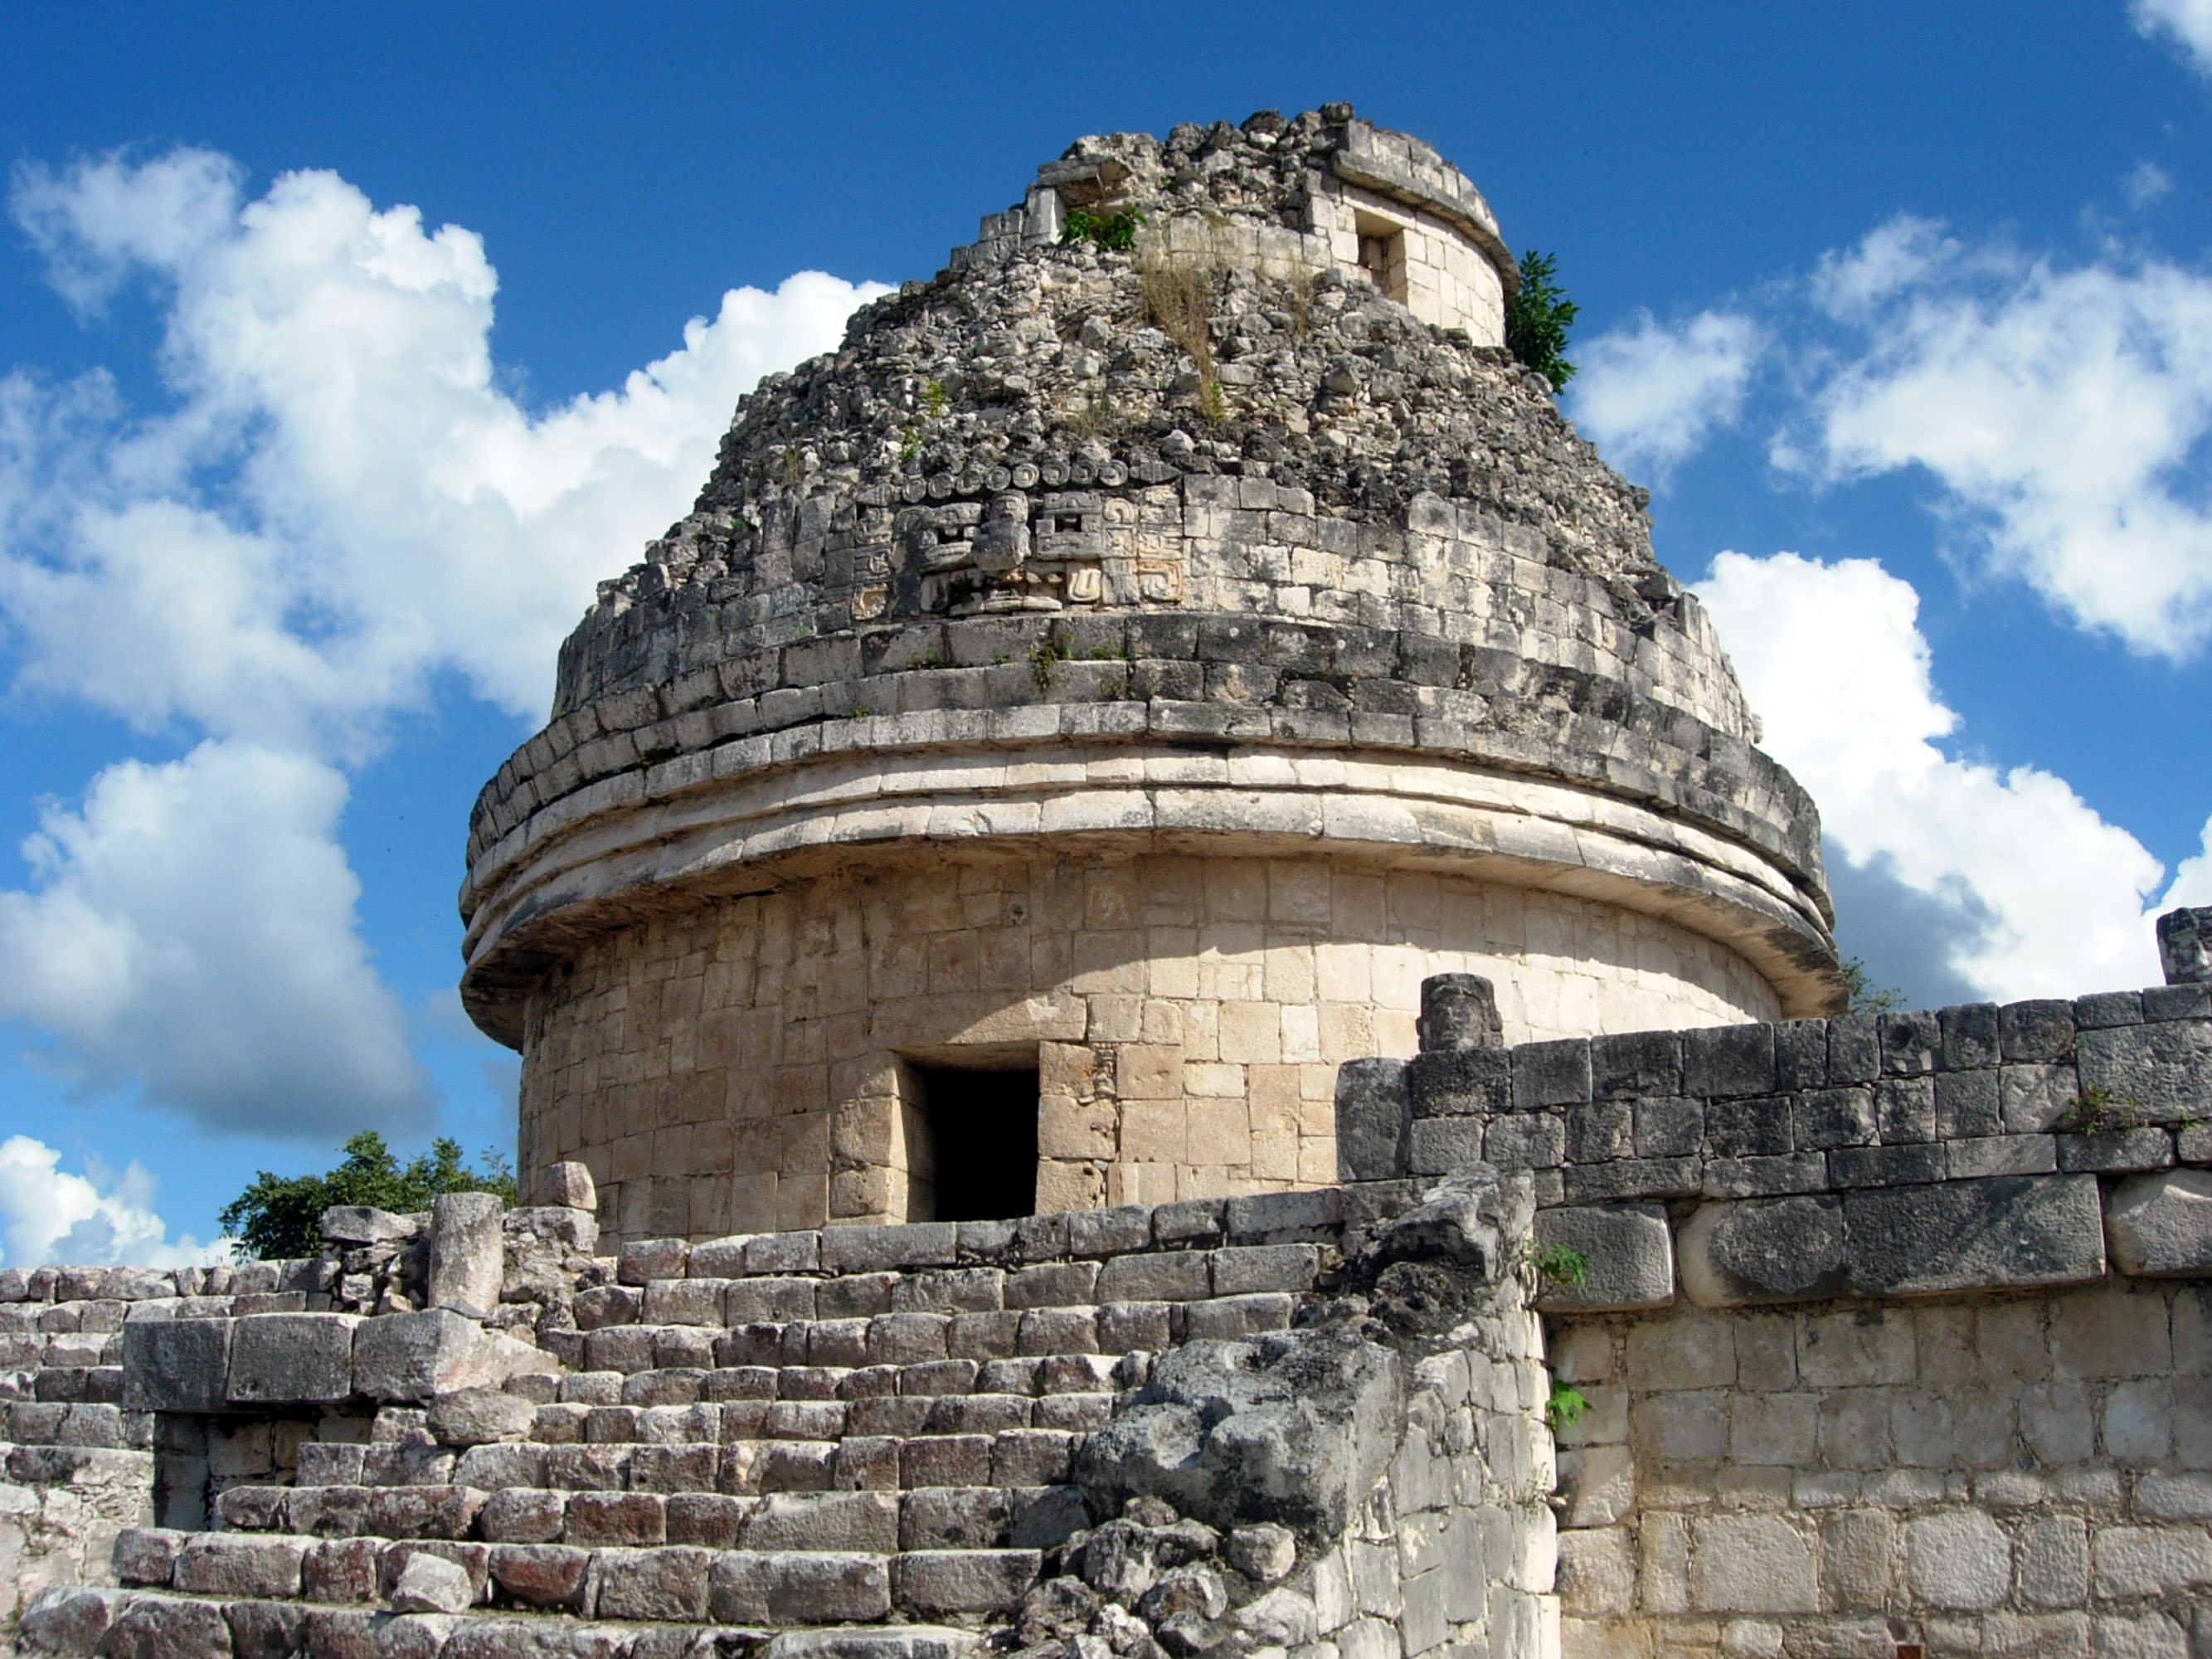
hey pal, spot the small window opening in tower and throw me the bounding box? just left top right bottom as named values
left=909, top=1063, right=1039, bottom=1222
left=1354, top=211, right=1408, bottom=304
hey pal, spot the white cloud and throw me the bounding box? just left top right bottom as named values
left=2, top=149, right=888, bottom=752
left=2126, top=160, right=2175, bottom=208
left=0, top=741, right=429, bottom=1136
left=1696, top=551, right=2168, bottom=999
left=1796, top=218, right=2212, bottom=659
left=0, top=1136, right=221, bottom=1267
left=2135, top=0, right=2212, bottom=77
left=0, top=149, right=887, bottom=1144
left=1568, top=310, right=1762, bottom=479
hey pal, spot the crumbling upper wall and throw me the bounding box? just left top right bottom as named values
left=950, top=106, right=1515, bottom=345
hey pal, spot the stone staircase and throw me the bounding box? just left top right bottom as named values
left=21, top=1185, right=1528, bottom=1659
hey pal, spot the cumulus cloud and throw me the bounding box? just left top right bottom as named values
left=2, top=148, right=888, bottom=751
left=1794, top=217, right=2212, bottom=659
left=1696, top=551, right=2168, bottom=999
left=1568, top=310, right=1762, bottom=479
left=0, top=741, right=428, bottom=1135
left=2135, top=0, right=2212, bottom=77
left=2126, top=160, right=2175, bottom=208
left=0, top=1136, right=220, bottom=1267
left=0, top=149, right=885, bottom=1139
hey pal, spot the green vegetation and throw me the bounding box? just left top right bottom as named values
left=1029, top=626, right=1073, bottom=693
left=1545, top=1382, right=1591, bottom=1432
left=1840, top=957, right=1906, bottom=1014
left=1062, top=205, right=1143, bottom=252
left=2057, top=1083, right=2142, bottom=1136
left=1528, top=1242, right=1589, bottom=1287
left=1505, top=250, right=1578, bottom=392
left=220, top=1131, right=517, bottom=1261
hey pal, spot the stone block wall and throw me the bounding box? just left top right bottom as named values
left=1341, top=977, right=2212, bottom=1659
left=518, top=850, right=1783, bottom=1245
left=0, top=1262, right=313, bottom=1637
left=1548, top=1282, right=2210, bottom=1659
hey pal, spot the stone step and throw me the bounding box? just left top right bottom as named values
left=556, top=1288, right=1300, bottom=1372
left=110, top=1527, right=1045, bottom=1624
left=22, top=1581, right=986, bottom=1657
left=207, top=1484, right=1086, bottom=1552
left=542, top=1350, right=1135, bottom=1405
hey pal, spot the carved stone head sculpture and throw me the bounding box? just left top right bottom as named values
left=2156, top=906, right=2212, bottom=985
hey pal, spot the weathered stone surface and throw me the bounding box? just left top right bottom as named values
left=89, top=1595, right=232, bottom=1659
left=1417, top=973, right=1502, bottom=1052
left=16, top=1586, right=126, bottom=1655
left=2078, top=1019, right=2212, bottom=1118
left=352, top=1306, right=555, bottom=1401
left=1335, top=1058, right=1410, bottom=1182
left=120, top=1314, right=231, bottom=1411
left=319, top=1205, right=420, bottom=1245
left=538, top=1160, right=598, bottom=1211
left=761, top=1629, right=980, bottom=1659
left=391, top=1550, right=476, bottom=1614
left=428, top=1385, right=539, bottom=1446
left=1844, top=1175, right=2106, bottom=1296
left=1077, top=1326, right=1399, bottom=1534
left=1678, top=1195, right=1847, bottom=1306
left=430, top=1191, right=506, bottom=1316
left=1227, top=1522, right=1297, bottom=1584
left=1531, top=1204, right=1673, bottom=1311
left=2156, top=905, right=2212, bottom=985
left=226, top=1311, right=358, bottom=1405
left=2104, top=1168, right=2212, bottom=1277
left=710, top=1550, right=892, bottom=1624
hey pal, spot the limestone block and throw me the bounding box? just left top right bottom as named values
left=173, top=1532, right=313, bottom=1597
left=1335, top=1058, right=1410, bottom=1181
left=2078, top=1019, right=2212, bottom=1119
left=2016, top=1515, right=2088, bottom=1608
left=1556, top=1444, right=1635, bottom=1528
left=1688, top=1514, right=1816, bottom=1613
left=1907, top=1511, right=2011, bottom=1609
left=319, top=1205, right=420, bottom=1245
left=1678, top=1195, right=1846, bottom=1306
left=1820, top=1510, right=1895, bottom=1610
left=352, top=1307, right=555, bottom=1402
left=227, top=1311, right=358, bottom=1405
left=119, top=1315, right=231, bottom=1412
left=2106, top=1169, right=2212, bottom=1277
left=2090, top=1524, right=2212, bottom=1600
left=80, top=1595, right=231, bottom=1659
left=429, top=1192, right=505, bottom=1316
left=711, top=1550, right=893, bottom=1624
left=596, top=1545, right=713, bottom=1621
left=537, top=1160, right=597, bottom=1210
left=426, top=1387, right=537, bottom=1447
left=1532, top=1204, right=1673, bottom=1311
left=391, top=1550, right=475, bottom=1613
left=1555, top=1527, right=1636, bottom=1617
left=1843, top=1175, right=2105, bottom=1296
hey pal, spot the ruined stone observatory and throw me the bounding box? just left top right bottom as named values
left=459, top=105, right=1845, bottom=1244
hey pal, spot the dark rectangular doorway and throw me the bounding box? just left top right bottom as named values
left=912, top=1064, right=1038, bottom=1222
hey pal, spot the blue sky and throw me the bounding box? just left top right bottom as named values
left=2, top=2, right=2211, bottom=1261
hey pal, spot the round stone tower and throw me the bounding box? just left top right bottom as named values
left=459, top=105, right=1845, bottom=1244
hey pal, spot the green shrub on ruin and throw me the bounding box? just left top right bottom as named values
left=220, top=1131, right=517, bottom=1261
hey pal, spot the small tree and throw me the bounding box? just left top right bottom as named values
left=219, top=1131, right=517, bottom=1261
left=1840, top=957, right=1906, bottom=1014
left=1505, top=249, right=1579, bottom=392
